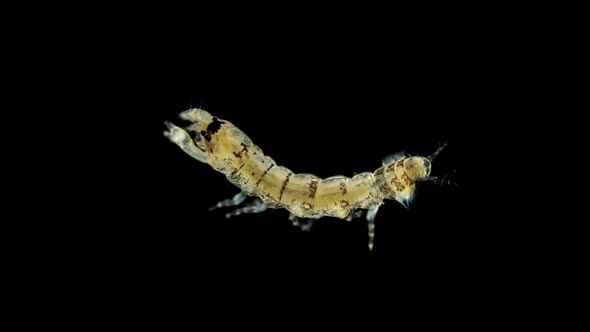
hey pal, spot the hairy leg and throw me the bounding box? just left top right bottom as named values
left=288, top=213, right=316, bottom=232
left=225, top=199, right=268, bottom=218
left=366, top=206, right=380, bottom=251
left=345, top=210, right=363, bottom=222
left=209, top=192, right=248, bottom=211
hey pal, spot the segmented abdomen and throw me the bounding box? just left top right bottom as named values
left=218, top=123, right=383, bottom=218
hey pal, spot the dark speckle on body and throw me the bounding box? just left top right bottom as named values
left=278, top=173, right=292, bottom=202
left=200, top=130, right=212, bottom=142
left=309, top=180, right=318, bottom=198
left=207, top=117, right=224, bottom=134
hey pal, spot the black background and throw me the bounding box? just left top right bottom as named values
left=2, top=80, right=588, bottom=290
left=2, top=3, right=589, bottom=329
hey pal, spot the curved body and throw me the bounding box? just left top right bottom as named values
left=164, top=108, right=438, bottom=250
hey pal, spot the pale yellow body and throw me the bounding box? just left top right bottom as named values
left=205, top=118, right=383, bottom=218
left=164, top=108, right=436, bottom=250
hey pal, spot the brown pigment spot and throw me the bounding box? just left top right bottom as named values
left=340, top=200, right=350, bottom=208
left=302, top=202, right=314, bottom=210
left=402, top=172, right=414, bottom=186
left=240, top=142, right=249, bottom=153
left=278, top=173, right=292, bottom=202
left=309, top=180, right=318, bottom=198
left=397, top=159, right=405, bottom=168
left=255, top=164, right=274, bottom=187
left=375, top=167, right=394, bottom=197
left=230, top=163, right=246, bottom=178
left=200, top=130, right=211, bottom=142
left=339, top=182, right=347, bottom=195
left=379, top=182, right=395, bottom=197
left=391, top=175, right=405, bottom=191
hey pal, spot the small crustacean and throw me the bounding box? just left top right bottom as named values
left=164, top=108, right=448, bottom=250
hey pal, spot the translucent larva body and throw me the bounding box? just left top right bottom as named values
left=164, top=108, right=441, bottom=250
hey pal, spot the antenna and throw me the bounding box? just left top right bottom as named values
left=429, top=141, right=448, bottom=161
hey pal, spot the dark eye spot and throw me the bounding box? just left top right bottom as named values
left=206, top=117, right=224, bottom=134
left=200, top=130, right=211, bottom=142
